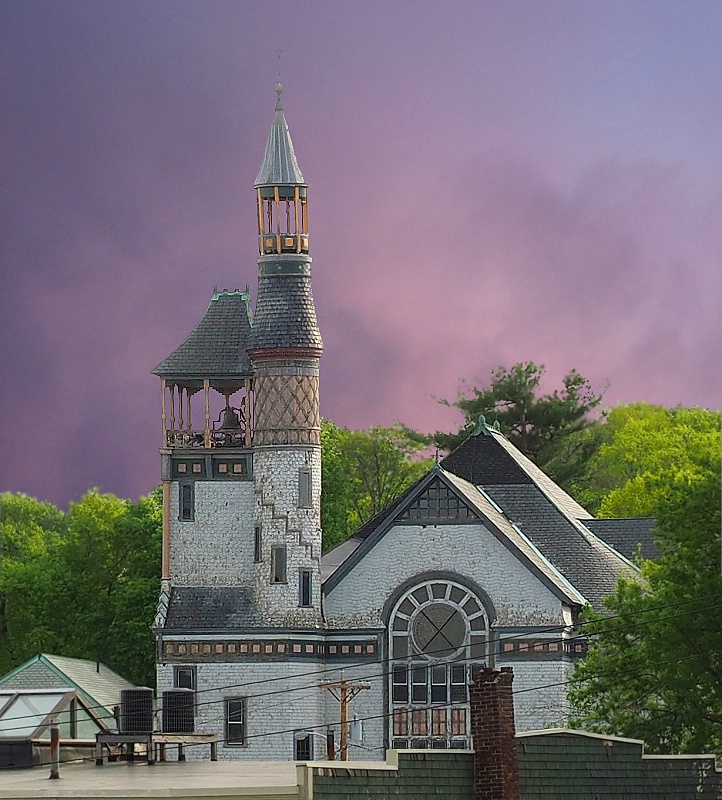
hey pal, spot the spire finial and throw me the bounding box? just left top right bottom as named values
left=275, top=82, right=283, bottom=110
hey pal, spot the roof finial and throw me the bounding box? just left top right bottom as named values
left=472, top=414, right=492, bottom=437
left=275, top=81, right=283, bottom=110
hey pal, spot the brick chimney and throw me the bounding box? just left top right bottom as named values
left=469, top=667, right=520, bottom=800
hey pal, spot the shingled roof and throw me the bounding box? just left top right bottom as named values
left=247, top=274, right=323, bottom=352
left=583, top=517, right=659, bottom=561
left=323, top=426, right=644, bottom=610
left=152, top=290, right=254, bottom=384
left=164, top=587, right=269, bottom=631
left=441, top=430, right=636, bottom=608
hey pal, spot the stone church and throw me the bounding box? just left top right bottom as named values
left=152, top=86, right=654, bottom=761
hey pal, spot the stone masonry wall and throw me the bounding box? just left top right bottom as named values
left=253, top=447, right=322, bottom=627
left=169, top=481, right=255, bottom=587
left=496, top=659, right=572, bottom=732
left=158, top=659, right=326, bottom=761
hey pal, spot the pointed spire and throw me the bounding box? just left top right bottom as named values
left=254, top=83, right=305, bottom=187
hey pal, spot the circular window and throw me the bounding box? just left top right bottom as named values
left=411, top=602, right=467, bottom=659
left=390, top=579, right=488, bottom=663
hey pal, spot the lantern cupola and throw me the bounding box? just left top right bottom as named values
left=254, top=83, right=308, bottom=257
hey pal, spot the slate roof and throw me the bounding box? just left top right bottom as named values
left=322, top=467, right=587, bottom=606
left=583, top=517, right=659, bottom=561
left=152, top=290, right=254, bottom=383
left=164, top=587, right=269, bottom=631
left=442, top=431, right=635, bottom=608
left=482, top=484, right=629, bottom=608
left=247, top=275, right=323, bottom=351
left=323, top=426, right=642, bottom=611
left=254, top=86, right=306, bottom=187
left=442, top=431, right=592, bottom=519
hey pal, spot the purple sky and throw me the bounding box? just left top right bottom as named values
left=2, top=1, right=721, bottom=507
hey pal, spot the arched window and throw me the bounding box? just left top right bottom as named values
left=388, top=578, right=490, bottom=750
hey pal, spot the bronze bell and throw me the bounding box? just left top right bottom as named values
left=219, top=407, right=241, bottom=430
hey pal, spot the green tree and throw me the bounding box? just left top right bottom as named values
left=428, top=362, right=605, bottom=487
left=573, top=403, right=721, bottom=516
left=569, top=445, right=722, bottom=753
left=321, top=422, right=431, bottom=552
left=0, top=490, right=161, bottom=685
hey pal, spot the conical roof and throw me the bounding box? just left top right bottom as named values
left=254, top=84, right=305, bottom=187
left=152, top=290, right=254, bottom=385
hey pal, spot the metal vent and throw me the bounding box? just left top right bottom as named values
left=118, top=688, right=154, bottom=734
left=162, top=689, right=194, bottom=734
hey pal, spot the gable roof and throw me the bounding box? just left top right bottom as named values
left=442, top=430, right=591, bottom=519
left=322, top=467, right=587, bottom=606
left=323, top=426, right=642, bottom=611
left=0, top=654, right=133, bottom=718
left=152, top=290, right=254, bottom=386
left=442, top=430, right=636, bottom=609
left=0, top=688, right=108, bottom=738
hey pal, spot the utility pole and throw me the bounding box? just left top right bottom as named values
left=321, top=679, right=369, bottom=761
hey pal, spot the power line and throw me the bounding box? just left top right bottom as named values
left=1, top=594, right=721, bottom=736
left=5, top=643, right=722, bottom=772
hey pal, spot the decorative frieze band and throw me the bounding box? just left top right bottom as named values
left=497, top=638, right=587, bottom=659
left=160, top=639, right=378, bottom=662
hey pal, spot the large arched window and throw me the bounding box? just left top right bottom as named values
left=388, top=578, right=491, bottom=750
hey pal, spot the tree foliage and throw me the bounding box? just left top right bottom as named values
left=0, top=490, right=161, bottom=686
left=428, top=362, right=605, bottom=487
left=569, top=429, right=722, bottom=753
left=321, top=422, right=431, bottom=552
left=572, top=403, right=721, bottom=516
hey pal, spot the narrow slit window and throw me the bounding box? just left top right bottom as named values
left=299, top=569, right=312, bottom=607
left=298, top=468, right=312, bottom=508
left=271, top=546, right=287, bottom=584
left=179, top=484, right=194, bottom=521
left=254, top=527, right=262, bottom=563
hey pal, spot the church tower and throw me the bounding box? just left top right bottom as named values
left=249, top=83, right=323, bottom=627
left=152, top=86, right=327, bottom=760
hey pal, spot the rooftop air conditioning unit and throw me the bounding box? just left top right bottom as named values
left=118, top=687, right=154, bottom=734
left=162, top=689, right=194, bottom=734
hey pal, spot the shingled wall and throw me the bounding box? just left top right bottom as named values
left=299, top=666, right=722, bottom=800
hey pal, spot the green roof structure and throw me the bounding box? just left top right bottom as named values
left=0, top=654, right=133, bottom=720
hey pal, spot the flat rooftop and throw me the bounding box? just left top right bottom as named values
left=0, top=759, right=301, bottom=799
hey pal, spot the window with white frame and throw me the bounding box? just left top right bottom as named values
left=225, top=698, right=246, bottom=746
left=388, top=579, right=489, bottom=750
